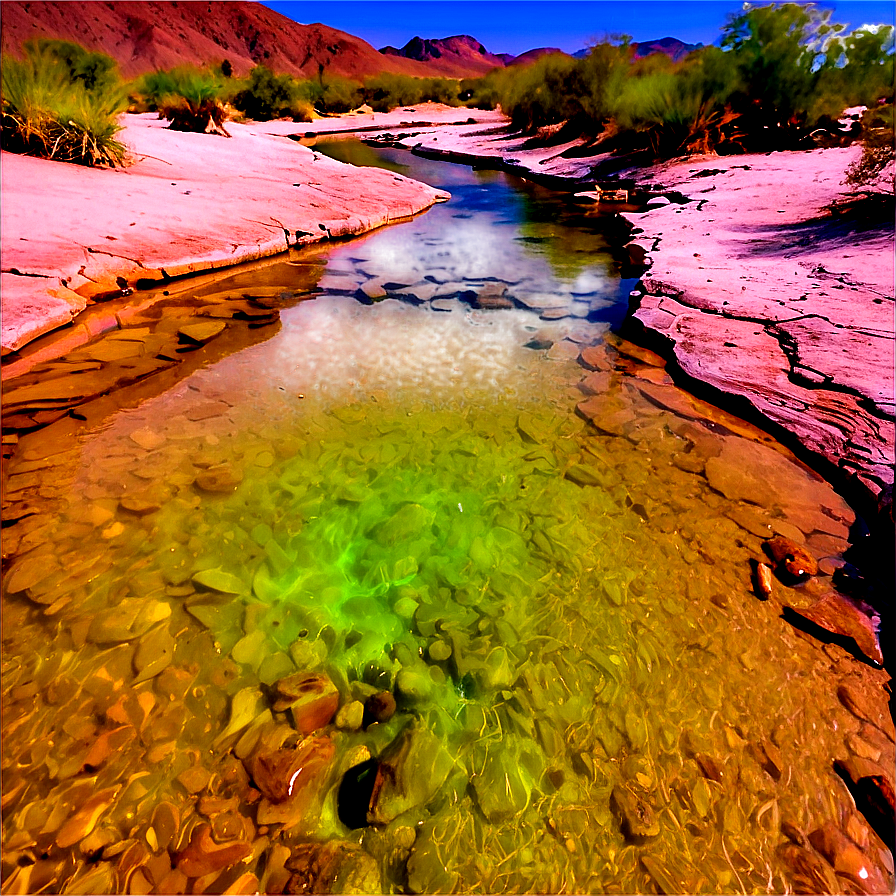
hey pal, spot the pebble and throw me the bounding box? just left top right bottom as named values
left=335, top=700, right=364, bottom=731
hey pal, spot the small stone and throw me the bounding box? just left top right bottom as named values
left=271, top=672, right=339, bottom=734
left=335, top=701, right=364, bottom=731
left=564, top=464, right=602, bottom=487
left=427, top=640, right=452, bottom=662
left=177, top=765, right=212, bottom=794
left=129, top=428, right=166, bottom=450
left=192, top=568, right=246, bottom=594
left=368, top=723, right=454, bottom=825
left=56, top=786, right=121, bottom=848
left=285, top=840, right=381, bottom=895
left=364, top=691, right=396, bottom=726
left=545, top=339, right=579, bottom=361
left=175, top=823, right=250, bottom=878
left=765, top=535, right=818, bottom=579
left=610, top=783, right=659, bottom=840
left=579, top=345, right=614, bottom=371
left=195, top=466, right=243, bottom=493
left=791, top=593, right=883, bottom=665
left=817, top=556, right=846, bottom=576
left=395, top=667, right=432, bottom=704
left=753, top=561, right=774, bottom=600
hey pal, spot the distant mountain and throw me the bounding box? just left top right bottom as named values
left=573, top=37, right=702, bottom=62
left=632, top=36, right=703, bottom=62
left=506, top=48, right=568, bottom=67
left=379, top=35, right=505, bottom=78
left=0, top=1, right=490, bottom=81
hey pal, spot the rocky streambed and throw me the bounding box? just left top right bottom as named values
left=1, top=138, right=893, bottom=895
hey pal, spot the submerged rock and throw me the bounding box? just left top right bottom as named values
left=271, top=672, right=339, bottom=734
left=175, top=822, right=251, bottom=879
left=765, top=535, right=818, bottom=579
left=285, top=840, right=381, bottom=895
left=610, top=783, right=659, bottom=840
left=368, top=723, right=454, bottom=825
left=363, top=691, right=396, bottom=727
left=789, top=593, right=883, bottom=665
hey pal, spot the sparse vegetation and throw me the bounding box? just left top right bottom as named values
left=846, top=104, right=895, bottom=195
left=1, top=40, right=128, bottom=166
left=136, top=67, right=231, bottom=135
left=462, top=3, right=894, bottom=159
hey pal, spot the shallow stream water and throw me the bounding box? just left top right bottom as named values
left=1, top=141, right=893, bottom=896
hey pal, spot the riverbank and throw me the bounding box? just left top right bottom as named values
left=398, top=125, right=895, bottom=513
left=0, top=105, right=504, bottom=358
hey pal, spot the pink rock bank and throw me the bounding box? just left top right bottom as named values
left=0, top=108, right=474, bottom=354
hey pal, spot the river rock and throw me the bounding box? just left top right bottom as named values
left=55, top=786, right=121, bottom=848
left=765, top=535, right=818, bottom=579
left=175, top=823, right=250, bottom=879
left=335, top=700, right=364, bottom=731
left=808, top=822, right=888, bottom=893
left=363, top=691, right=396, bottom=726
left=195, top=466, right=243, bottom=492
left=87, top=598, right=171, bottom=643
left=370, top=503, right=434, bottom=545
left=271, top=672, right=339, bottom=734
left=471, top=746, right=532, bottom=821
left=285, top=840, right=381, bottom=895
left=610, top=783, right=659, bottom=840
left=837, top=683, right=895, bottom=737
left=178, top=321, right=226, bottom=345
left=776, top=843, right=841, bottom=894
left=368, top=723, right=454, bottom=825
left=545, top=339, right=579, bottom=361
left=579, top=344, right=615, bottom=371
left=789, top=593, right=883, bottom=665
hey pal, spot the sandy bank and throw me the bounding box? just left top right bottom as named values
left=401, top=126, right=894, bottom=505
left=0, top=106, right=506, bottom=356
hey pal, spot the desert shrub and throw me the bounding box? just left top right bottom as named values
left=29, top=38, right=119, bottom=92
left=363, top=73, right=460, bottom=112
left=314, top=75, right=363, bottom=114
left=1, top=42, right=127, bottom=166
left=499, top=53, right=590, bottom=132
left=846, top=104, right=895, bottom=194
left=609, top=47, right=744, bottom=156
left=233, top=64, right=301, bottom=120
left=139, top=67, right=230, bottom=135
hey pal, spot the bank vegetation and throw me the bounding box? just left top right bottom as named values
left=1, top=3, right=892, bottom=180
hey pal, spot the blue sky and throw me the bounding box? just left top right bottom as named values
left=265, top=1, right=896, bottom=56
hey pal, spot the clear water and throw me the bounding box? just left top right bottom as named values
left=1, top=142, right=892, bottom=896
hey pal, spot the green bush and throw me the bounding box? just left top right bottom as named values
left=233, top=64, right=301, bottom=120
left=138, top=67, right=230, bottom=135
left=363, top=73, right=461, bottom=112
left=1, top=42, right=127, bottom=166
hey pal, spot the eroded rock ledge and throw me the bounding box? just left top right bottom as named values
left=0, top=111, right=461, bottom=356
left=619, top=149, right=894, bottom=507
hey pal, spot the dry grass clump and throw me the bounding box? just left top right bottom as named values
left=1, top=42, right=128, bottom=166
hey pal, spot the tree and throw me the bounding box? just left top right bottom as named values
left=720, top=3, right=843, bottom=145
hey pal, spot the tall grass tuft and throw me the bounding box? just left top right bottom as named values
left=1, top=42, right=128, bottom=166
left=138, top=67, right=230, bottom=135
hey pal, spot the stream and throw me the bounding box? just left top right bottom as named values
left=1, top=140, right=892, bottom=896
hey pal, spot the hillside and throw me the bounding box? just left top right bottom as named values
left=0, top=1, right=484, bottom=80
